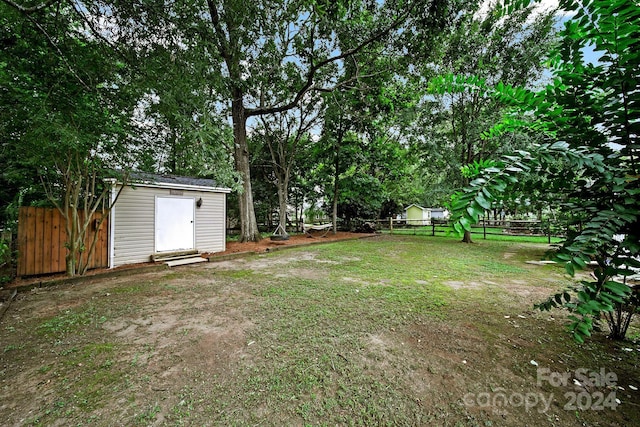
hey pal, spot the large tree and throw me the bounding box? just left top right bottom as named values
left=311, top=19, right=441, bottom=232
left=313, top=83, right=421, bottom=229
left=133, top=46, right=237, bottom=184
left=255, top=101, right=321, bottom=238
left=201, top=0, right=456, bottom=241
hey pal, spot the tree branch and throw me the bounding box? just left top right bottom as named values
left=67, top=0, right=130, bottom=64
left=206, top=0, right=233, bottom=68
left=1, top=0, right=62, bottom=14
left=246, top=0, right=422, bottom=118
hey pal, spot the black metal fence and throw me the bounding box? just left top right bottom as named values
left=369, top=218, right=565, bottom=243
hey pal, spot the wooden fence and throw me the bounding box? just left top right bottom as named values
left=17, top=207, right=109, bottom=277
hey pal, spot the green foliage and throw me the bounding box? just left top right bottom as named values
left=450, top=0, right=640, bottom=342
left=0, top=239, right=8, bottom=266
left=0, top=2, right=140, bottom=275
left=420, top=1, right=556, bottom=206
left=0, top=236, right=10, bottom=285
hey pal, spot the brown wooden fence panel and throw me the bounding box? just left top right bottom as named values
left=51, top=208, right=64, bottom=273
left=17, top=207, right=109, bottom=277
left=34, top=207, right=44, bottom=275
left=42, top=209, right=52, bottom=275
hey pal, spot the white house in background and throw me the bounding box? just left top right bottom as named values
left=107, top=173, right=230, bottom=268
left=405, top=204, right=431, bottom=225
left=430, top=208, right=450, bottom=220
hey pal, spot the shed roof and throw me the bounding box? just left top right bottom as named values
left=404, top=204, right=429, bottom=211
left=114, top=172, right=231, bottom=193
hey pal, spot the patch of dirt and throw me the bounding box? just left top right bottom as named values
left=2, top=232, right=373, bottom=291
left=1, top=261, right=160, bottom=291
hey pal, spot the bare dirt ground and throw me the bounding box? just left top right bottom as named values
left=3, top=231, right=372, bottom=291
left=0, top=235, right=638, bottom=426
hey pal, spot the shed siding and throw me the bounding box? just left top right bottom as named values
left=112, top=185, right=226, bottom=268
left=112, top=186, right=156, bottom=267
left=406, top=206, right=423, bottom=225
left=194, top=192, right=226, bottom=253
left=406, top=206, right=430, bottom=226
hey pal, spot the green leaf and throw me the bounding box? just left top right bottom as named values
left=572, top=256, right=587, bottom=269
left=565, top=262, right=575, bottom=276
left=573, top=333, right=585, bottom=344
left=476, top=193, right=491, bottom=209
left=453, top=221, right=463, bottom=235
left=576, top=322, right=592, bottom=337
left=603, top=281, right=631, bottom=297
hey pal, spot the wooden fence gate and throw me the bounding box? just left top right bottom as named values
left=17, top=207, right=109, bottom=277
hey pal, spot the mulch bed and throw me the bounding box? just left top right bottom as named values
left=210, top=231, right=373, bottom=256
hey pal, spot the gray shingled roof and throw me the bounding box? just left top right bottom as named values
left=128, top=172, right=223, bottom=189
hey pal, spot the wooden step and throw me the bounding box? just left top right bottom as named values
left=165, top=257, right=208, bottom=267
left=155, top=253, right=203, bottom=263
left=151, top=249, right=199, bottom=262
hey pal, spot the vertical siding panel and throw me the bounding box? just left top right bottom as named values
left=51, top=209, right=66, bottom=271
left=91, top=213, right=100, bottom=269
left=81, top=210, right=90, bottom=269
left=89, top=213, right=96, bottom=268
left=194, top=192, right=226, bottom=253
left=112, top=186, right=157, bottom=267
left=111, top=185, right=228, bottom=267
left=90, top=213, right=108, bottom=269
left=60, top=210, right=69, bottom=274
left=104, top=215, right=109, bottom=267
left=15, top=207, right=109, bottom=276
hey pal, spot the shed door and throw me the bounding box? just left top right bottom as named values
left=156, top=197, right=194, bottom=252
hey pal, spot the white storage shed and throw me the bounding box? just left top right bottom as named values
left=107, top=173, right=230, bottom=268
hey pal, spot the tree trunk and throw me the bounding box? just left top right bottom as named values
left=332, top=159, right=340, bottom=234
left=276, top=179, right=289, bottom=237
left=332, top=180, right=338, bottom=234
left=65, top=184, right=80, bottom=276
left=462, top=229, right=473, bottom=243
left=331, top=134, right=342, bottom=234
left=232, top=96, right=262, bottom=243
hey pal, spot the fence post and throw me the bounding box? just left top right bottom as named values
left=389, top=217, right=393, bottom=235
left=483, top=217, right=487, bottom=240
left=432, top=221, right=435, bottom=236
left=547, top=220, right=551, bottom=244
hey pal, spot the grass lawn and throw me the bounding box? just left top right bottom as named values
left=385, top=227, right=564, bottom=244
left=1, top=235, right=638, bottom=426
